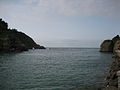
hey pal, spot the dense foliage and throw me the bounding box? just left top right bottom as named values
left=0, top=18, right=45, bottom=52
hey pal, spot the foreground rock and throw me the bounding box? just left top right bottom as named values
left=101, top=54, right=120, bottom=90
left=100, top=35, right=120, bottom=52
left=0, top=18, right=45, bottom=52
left=105, top=55, right=119, bottom=87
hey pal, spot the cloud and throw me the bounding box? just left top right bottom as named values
left=22, top=0, right=120, bottom=17
left=0, top=0, right=120, bottom=17
left=22, top=0, right=38, bottom=3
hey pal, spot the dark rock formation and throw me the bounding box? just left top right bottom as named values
left=112, top=35, right=120, bottom=44
left=100, top=36, right=120, bottom=90
left=100, top=40, right=114, bottom=52
left=100, top=35, right=120, bottom=52
left=34, top=44, right=46, bottom=49
left=0, top=18, right=45, bottom=52
left=104, top=55, right=120, bottom=89
left=113, top=40, right=120, bottom=52
left=100, top=52, right=120, bottom=90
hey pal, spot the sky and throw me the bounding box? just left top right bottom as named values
left=0, top=0, right=120, bottom=47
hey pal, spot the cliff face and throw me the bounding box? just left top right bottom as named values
left=100, top=35, right=120, bottom=52
left=101, top=36, right=120, bottom=90
left=114, top=40, right=120, bottom=52
left=105, top=55, right=120, bottom=87
left=100, top=40, right=113, bottom=52
left=0, top=19, right=45, bottom=52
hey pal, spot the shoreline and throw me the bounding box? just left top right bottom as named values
left=101, top=54, right=120, bottom=90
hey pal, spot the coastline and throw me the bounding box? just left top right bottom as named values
left=101, top=54, right=120, bottom=90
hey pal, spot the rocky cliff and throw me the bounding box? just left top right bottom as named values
left=100, top=35, right=120, bottom=52
left=0, top=18, right=45, bottom=52
left=100, top=36, right=120, bottom=90
left=105, top=55, right=119, bottom=87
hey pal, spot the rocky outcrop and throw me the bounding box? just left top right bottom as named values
left=113, top=40, right=120, bottom=53
left=101, top=36, right=120, bottom=90
left=101, top=54, right=120, bottom=90
left=34, top=44, right=46, bottom=49
left=100, top=40, right=114, bottom=52
left=100, top=35, right=120, bottom=52
left=105, top=55, right=119, bottom=87
left=0, top=18, right=45, bottom=52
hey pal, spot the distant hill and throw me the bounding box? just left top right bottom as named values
left=100, top=35, right=120, bottom=52
left=0, top=18, right=45, bottom=52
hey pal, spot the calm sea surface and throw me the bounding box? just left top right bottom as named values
left=0, top=48, right=113, bottom=90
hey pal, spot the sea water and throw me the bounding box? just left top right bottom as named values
left=0, top=48, right=113, bottom=90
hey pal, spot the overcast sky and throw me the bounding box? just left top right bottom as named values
left=0, top=0, right=120, bottom=47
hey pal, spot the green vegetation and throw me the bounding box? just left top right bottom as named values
left=0, top=18, right=45, bottom=52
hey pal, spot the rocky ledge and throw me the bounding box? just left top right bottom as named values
left=100, top=35, right=120, bottom=52
left=105, top=55, right=120, bottom=87
left=0, top=18, right=45, bottom=52
left=100, top=54, right=120, bottom=90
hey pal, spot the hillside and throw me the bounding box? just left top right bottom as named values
left=0, top=18, right=45, bottom=52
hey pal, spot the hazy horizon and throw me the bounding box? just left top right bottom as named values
left=0, top=0, right=120, bottom=47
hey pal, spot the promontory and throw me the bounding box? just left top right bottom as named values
left=0, top=18, right=45, bottom=52
left=100, top=35, right=120, bottom=52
